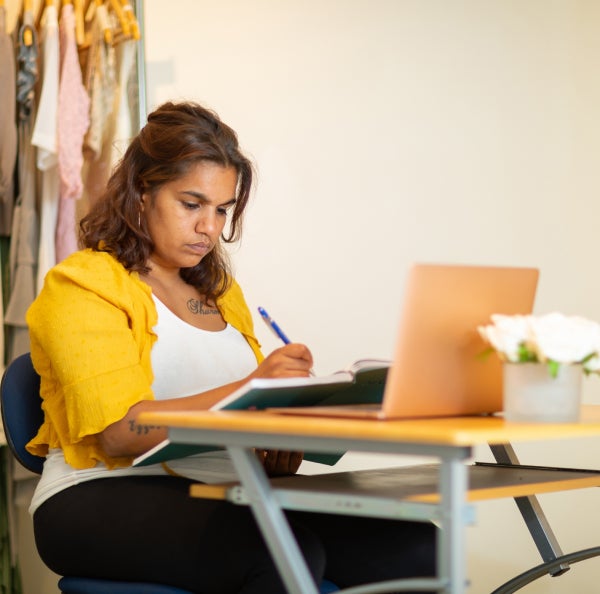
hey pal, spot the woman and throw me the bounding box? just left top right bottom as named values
left=26, top=101, right=436, bottom=593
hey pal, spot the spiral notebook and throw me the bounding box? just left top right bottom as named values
left=271, top=263, right=539, bottom=420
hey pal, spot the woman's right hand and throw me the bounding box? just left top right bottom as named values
left=248, top=347, right=311, bottom=476
left=249, top=343, right=313, bottom=379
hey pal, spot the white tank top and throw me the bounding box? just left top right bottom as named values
left=150, top=295, right=257, bottom=397
left=29, top=294, right=258, bottom=514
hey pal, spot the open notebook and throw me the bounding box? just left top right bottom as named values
left=271, top=263, right=539, bottom=420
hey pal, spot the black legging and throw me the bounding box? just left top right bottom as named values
left=34, top=475, right=436, bottom=594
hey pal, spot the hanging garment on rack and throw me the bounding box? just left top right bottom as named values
left=5, top=129, right=38, bottom=362
left=55, top=2, right=89, bottom=264
left=0, top=254, right=3, bottom=373
left=5, top=7, right=40, bottom=362
left=84, top=2, right=117, bottom=158
left=32, top=4, right=60, bottom=293
left=109, top=38, right=137, bottom=165
left=81, top=33, right=135, bottom=210
left=15, top=8, right=38, bottom=124
left=0, top=5, right=17, bottom=236
left=80, top=2, right=117, bottom=211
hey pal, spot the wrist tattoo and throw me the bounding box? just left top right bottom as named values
left=187, top=298, right=219, bottom=316
left=128, top=421, right=163, bottom=435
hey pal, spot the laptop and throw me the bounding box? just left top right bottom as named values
left=272, top=263, right=539, bottom=420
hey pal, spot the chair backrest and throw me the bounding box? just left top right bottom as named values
left=1, top=352, right=45, bottom=474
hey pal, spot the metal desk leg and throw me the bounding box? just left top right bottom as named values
left=227, top=446, right=320, bottom=594
left=439, top=456, right=469, bottom=594
left=489, top=443, right=570, bottom=576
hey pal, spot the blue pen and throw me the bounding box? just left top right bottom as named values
left=258, top=307, right=291, bottom=345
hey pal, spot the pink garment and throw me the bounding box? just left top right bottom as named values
left=56, top=4, right=90, bottom=262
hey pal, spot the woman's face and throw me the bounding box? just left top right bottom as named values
left=141, top=161, right=238, bottom=271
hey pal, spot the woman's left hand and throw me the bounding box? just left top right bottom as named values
left=255, top=449, right=303, bottom=476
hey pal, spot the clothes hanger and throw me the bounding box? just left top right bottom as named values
left=91, top=0, right=113, bottom=44
left=34, top=0, right=52, bottom=30
left=119, top=0, right=139, bottom=40
left=5, top=0, right=22, bottom=34
left=108, top=0, right=130, bottom=38
left=62, top=0, right=85, bottom=48
left=23, top=0, right=33, bottom=45
left=84, top=0, right=109, bottom=44
left=74, top=0, right=85, bottom=45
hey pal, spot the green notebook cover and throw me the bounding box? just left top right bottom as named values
left=134, top=361, right=389, bottom=468
left=213, top=361, right=389, bottom=411
left=133, top=441, right=343, bottom=467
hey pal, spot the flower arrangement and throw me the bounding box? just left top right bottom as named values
left=478, top=312, right=600, bottom=378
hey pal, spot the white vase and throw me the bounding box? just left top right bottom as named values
left=503, top=362, right=583, bottom=423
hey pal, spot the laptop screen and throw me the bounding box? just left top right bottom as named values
left=382, top=264, right=539, bottom=418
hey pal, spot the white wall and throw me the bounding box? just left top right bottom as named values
left=143, top=1, right=600, bottom=592
left=144, top=0, right=600, bottom=373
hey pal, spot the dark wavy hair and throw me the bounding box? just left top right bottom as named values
left=79, top=101, right=253, bottom=301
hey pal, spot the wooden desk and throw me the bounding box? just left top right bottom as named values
left=138, top=405, right=600, bottom=594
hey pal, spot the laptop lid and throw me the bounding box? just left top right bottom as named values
left=380, top=263, right=539, bottom=419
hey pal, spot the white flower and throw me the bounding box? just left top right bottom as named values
left=478, top=312, right=600, bottom=372
left=527, top=313, right=600, bottom=364
left=478, top=314, right=530, bottom=362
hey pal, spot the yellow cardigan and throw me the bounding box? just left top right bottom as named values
left=26, top=249, right=263, bottom=469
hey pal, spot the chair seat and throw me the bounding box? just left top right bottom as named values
left=320, top=579, right=340, bottom=592
left=59, top=576, right=339, bottom=593
left=58, top=577, right=194, bottom=594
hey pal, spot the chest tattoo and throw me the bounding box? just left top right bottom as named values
left=187, top=298, right=219, bottom=316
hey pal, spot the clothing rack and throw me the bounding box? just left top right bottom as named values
left=1, top=3, right=147, bottom=593
left=12, top=0, right=141, bottom=47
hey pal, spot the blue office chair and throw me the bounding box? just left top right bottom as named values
left=1, top=353, right=338, bottom=594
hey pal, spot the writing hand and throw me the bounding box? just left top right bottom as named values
left=255, top=449, right=304, bottom=476
left=251, top=343, right=313, bottom=379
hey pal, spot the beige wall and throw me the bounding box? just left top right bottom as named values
left=144, top=1, right=600, bottom=592
left=145, top=0, right=600, bottom=373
